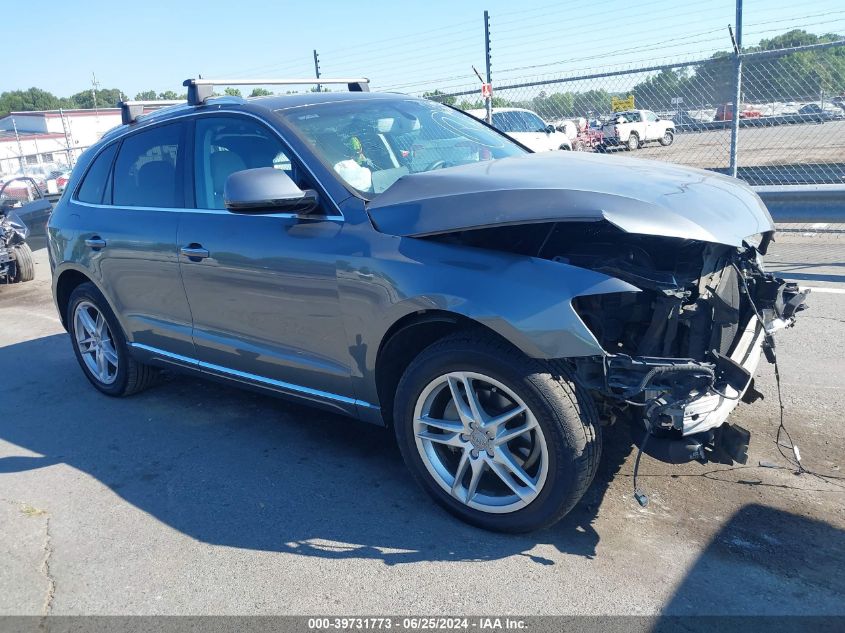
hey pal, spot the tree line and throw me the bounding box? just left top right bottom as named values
left=426, top=29, right=844, bottom=119
left=0, top=86, right=277, bottom=117
left=4, top=29, right=841, bottom=120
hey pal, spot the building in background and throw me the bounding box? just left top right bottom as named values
left=0, top=109, right=122, bottom=176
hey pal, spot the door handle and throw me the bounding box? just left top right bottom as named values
left=180, top=244, right=210, bottom=261
left=84, top=237, right=106, bottom=250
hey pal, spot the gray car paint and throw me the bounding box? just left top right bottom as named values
left=368, top=150, right=774, bottom=246
left=48, top=92, right=765, bottom=426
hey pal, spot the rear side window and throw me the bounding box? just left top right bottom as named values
left=76, top=143, right=117, bottom=204
left=113, top=123, right=184, bottom=208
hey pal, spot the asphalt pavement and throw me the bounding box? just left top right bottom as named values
left=1, top=235, right=843, bottom=616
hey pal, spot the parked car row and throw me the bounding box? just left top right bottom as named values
left=465, top=106, right=681, bottom=154
left=465, top=107, right=574, bottom=151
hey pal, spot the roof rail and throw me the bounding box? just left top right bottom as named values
left=182, top=77, right=370, bottom=105
left=119, top=100, right=186, bottom=125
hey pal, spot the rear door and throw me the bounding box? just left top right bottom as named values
left=177, top=113, right=353, bottom=400
left=70, top=122, right=194, bottom=358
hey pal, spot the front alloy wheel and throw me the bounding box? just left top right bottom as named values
left=414, top=371, right=549, bottom=513
left=394, top=331, right=601, bottom=533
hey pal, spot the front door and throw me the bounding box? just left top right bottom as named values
left=177, top=114, right=353, bottom=400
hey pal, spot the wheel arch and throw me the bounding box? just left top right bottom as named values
left=54, top=265, right=115, bottom=331
left=374, top=309, right=521, bottom=427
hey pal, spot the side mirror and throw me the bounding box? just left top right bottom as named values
left=545, top=124, right=555, bottom=134
left=224, top=167, right=319, bottom=215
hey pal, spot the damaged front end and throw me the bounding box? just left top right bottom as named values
left=431, top=219, right=806, bottom=466
left=0, top=210, right=29, bottom=283
left=565, top=224, right=807, bottom=465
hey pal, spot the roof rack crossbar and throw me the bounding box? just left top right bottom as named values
left=119, top=100, right=186, bottom=125
left=182, top=77, right=370, bottom=105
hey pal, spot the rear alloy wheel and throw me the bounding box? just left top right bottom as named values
left=394, top=332, right=601, bottom=532
left=67, top=282, right=158, bottom=396
left=626, top=133, right=640, bottom=151
left=659, top=130, right=674, bottom=146
left=73, top=300, right=120, bottom=386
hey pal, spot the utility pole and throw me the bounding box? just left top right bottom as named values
left=728, top=0, right=743, bottom=178
left=484, top=10, right=493, bottom=124
left=59, top=108, right=76, bottom=168
left=91, top=72, right=102, bottom=135
left=313, top=50, right=322, bottom=92
left=12, top=117, right=26, bottom=175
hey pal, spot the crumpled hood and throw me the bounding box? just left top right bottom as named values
left=367, top=151, right=774, bottom=247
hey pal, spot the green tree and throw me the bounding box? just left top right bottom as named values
left=135, top=90, right=157, bottom=100
left=224, top=87, right=243, bottom=97
left=250, top=87, right=273, bottom=97
left=68, top=87, right=123, bottom=109
left=571, top=89, right=612, bottom=115
left=423, top=89, right=456, bottom=106
left=532, top=91, right=575, bottom=119
left=0, top=88, right=63, bottom=116
left=158, top=90, right=180, bottom=100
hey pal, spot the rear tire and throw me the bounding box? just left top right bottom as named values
left=393, top=331, right=601, bottom=533
left=67, top=282, right=158, bottom=397
left=11, top=243, right=34, bottom=282
left=626, top=133, right=640, bottom=151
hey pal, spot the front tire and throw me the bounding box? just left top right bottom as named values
left=659, top=130, right=675, bottom=146
left=67, top=282, right=158, bottom=397
left=11, top=243, right=34, bottom=282
left=393, top=332, right=601, bottom=533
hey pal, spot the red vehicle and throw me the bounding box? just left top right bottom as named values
left=714, top=103, right=762, bottom=121
left=568, top=118, right=604, bottom=151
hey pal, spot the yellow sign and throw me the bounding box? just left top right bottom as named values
left=611, top=95, right=635, bottom=112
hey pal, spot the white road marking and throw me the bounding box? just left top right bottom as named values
left=802, top=286, right=845, bottom=294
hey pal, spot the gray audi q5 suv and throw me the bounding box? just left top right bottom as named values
left=48, top=83, right=805, bottom=532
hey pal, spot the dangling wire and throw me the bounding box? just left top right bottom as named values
left=633, top=431, right=650, bottom=507
left=732, top=263, right=845, bottom=489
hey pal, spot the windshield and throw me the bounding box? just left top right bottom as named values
left=491, top=110, right=547, bottom=133
left=277, top=99, right=526, bottom=196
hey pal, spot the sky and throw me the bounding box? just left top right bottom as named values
left=5, top=0, right=845, bottom=99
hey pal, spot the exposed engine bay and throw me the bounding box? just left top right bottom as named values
left=432, top=220, right=807, bottom=465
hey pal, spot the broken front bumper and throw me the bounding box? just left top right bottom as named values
left=603, top=277, right=806, bottom=442
left=606, top=316, right=769, bottom=438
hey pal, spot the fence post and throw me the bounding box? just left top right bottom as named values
left=729, top=0, right=743, bottom=178
left=484, top=10, right=492, bottom=124
left=313, top=50, right=321, bottom=92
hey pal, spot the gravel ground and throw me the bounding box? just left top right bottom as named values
left=0, top=239, right=842, bottom=616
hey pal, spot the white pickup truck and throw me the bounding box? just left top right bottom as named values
left=601, top=109, right=675, bottom=151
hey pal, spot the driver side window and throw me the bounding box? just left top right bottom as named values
left=193, top=116, right=293, bottom=210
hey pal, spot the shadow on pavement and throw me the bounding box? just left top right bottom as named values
left=656, top=504, right=845, bottom=621
left=0, top=333, right=634, bottom=565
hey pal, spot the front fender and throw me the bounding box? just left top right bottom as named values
left=343, top=234, right=638, bottom=368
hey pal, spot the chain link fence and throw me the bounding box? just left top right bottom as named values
left=426, top=41, right=845, bottom=186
